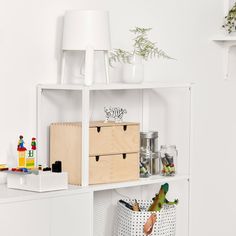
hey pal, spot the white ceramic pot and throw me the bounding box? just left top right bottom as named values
left=123, top=55, right=144, bottom=83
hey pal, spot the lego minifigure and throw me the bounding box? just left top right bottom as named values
left=17, top=135, right=26, bottom=151
left=31, top=137, right=36, bottom=150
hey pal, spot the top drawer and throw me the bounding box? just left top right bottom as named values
left=89, top=121, right=140, bottom=156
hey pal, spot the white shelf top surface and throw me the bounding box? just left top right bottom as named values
left=0, top=174, right=189, bottom=204
left=212, top=35, right=236, bottom=42
left=0, top=184, right=89, bottom=204
left=89, top=174, right=189, bottom=192
left=38, top=82, right=192, bottom=91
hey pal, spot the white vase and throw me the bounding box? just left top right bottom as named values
left=123, top=55, right=144, bottom=83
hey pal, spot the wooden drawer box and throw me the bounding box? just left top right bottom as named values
left=50, top=121, right=140, bottom=185
left=50, top=123, right=82, bottom=185
left=89, top=153, right=139, bottom=184
left=89, top=121, right=140, bottom=155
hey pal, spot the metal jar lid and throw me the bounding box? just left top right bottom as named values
left=140, top=131, right=158, bottom=139
left=160, top=145, right=176, bottom=149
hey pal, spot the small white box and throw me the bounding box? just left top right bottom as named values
left=7, top=171, right=68, bottom=192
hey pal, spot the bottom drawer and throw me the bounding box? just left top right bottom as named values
left=89, top=153, right=139, bottom=184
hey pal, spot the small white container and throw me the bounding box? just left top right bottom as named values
left=123, top=55, right=144, bottom=83
left=7, top=171, right=68, bottom=192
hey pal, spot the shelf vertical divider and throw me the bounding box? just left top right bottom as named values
left=81, top=88, right=90, bottom=186
left=142, top=89, right=150, bottom=131
left=36, top=86, right=42, bottom=166
left=188, top=84, right=193, bottom=236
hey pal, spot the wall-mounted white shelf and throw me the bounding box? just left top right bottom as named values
left=38, top=82, right=192, bottom=91
left=212, top=35, right=236, bottom=80
left=212, top=35, right=236, bottom=42
left=0, top=184, right=90, bottom=204
left=0, top=174, right=189, bottom=204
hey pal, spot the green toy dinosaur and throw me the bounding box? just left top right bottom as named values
left=148, top=183, right=178, bottom=212
left=144, top=183, right=178, bottom=235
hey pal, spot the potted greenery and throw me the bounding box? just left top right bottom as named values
left=109, top=27, right=173, bottom=83
left=222, top=3, right=236, bottom=34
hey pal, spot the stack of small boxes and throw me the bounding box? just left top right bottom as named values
left=50, top=121, right=140, bottom=185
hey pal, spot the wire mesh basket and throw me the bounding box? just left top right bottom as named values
left=114, top=199, right=177, bottom=236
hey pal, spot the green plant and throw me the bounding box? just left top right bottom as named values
left=223, top=3, right=236, bottom=34
left=109, top=27, right=172, bottom=66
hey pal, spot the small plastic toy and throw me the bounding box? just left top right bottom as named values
left=143, top=183, right=178, bottom=235
left=43, top=167, right=51, bottom=171
left=17, top=135, right=26, bottom=151
left=0, top=164, right=8, bottom=171
left=31, top=137, right=36, bottom=150
left=104, top=106, right=127, bottom=123
left=52, top=161, right=62, bottom=173
left=17, top=136, right=37, bottom=169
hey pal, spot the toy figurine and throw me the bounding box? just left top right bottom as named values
left=104, top=106, right=127, bottom=123
left=17, top=135, right=26, bottom=151
left=143, top=183, right=178, bottom=235
left=0, top=164, right=8, bottom=171
left=31, top=137, right=36, bottom=150
left=148, top=183, right=178, bottom=212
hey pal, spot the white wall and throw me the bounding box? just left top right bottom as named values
left=1, top=0, right=235, bottom=235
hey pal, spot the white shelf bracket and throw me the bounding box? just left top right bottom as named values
left=212, top=39, right=236, bottom=80
left=223, top=43, right=236, bottom=80
left=224, top=42, right=236, bottom=80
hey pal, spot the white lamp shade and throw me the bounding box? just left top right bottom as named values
left=62, top=10, right=111, bottom=51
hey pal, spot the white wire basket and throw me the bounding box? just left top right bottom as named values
left=114, top=199, right=177, bottom=236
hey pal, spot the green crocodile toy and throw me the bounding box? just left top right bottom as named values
left=148, top=183, right=178, bottom=212
left=144, top=183, right=178, bottom=235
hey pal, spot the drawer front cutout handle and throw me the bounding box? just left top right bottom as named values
left=123, top=154, right=127, bottom=159
left=123, top=125, right=127, bottom=131
left=95, top=156, right=100, bottom=162
left=96, top=127, right=101, bottom=133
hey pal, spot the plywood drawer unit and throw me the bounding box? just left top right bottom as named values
left=89, top=121, right=140, bottom=155
left=50, top=121, right=140, bottom=185
left=89, top=153, right=139, bottom=184
left=50, top=123, right=82, bottom=185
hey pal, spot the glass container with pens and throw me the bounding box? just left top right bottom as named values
left=140, top=131, right=159, bottom=177
left=160, top=145, right=177, bottom=176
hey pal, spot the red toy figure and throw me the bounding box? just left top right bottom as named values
left=31, top=138, right=36, bottom=150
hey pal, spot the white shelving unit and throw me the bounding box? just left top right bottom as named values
left=36, top=82, right=193, bottom=236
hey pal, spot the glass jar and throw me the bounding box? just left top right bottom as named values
left=160, top=145, right=177, bottom=176
left=151, top=152, right=159, bottom=175
left=140, top=131, right=159, bottom=177
left=140, top=151, right=152, bottom=177
left=140, top=131, right=158, bottom=153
